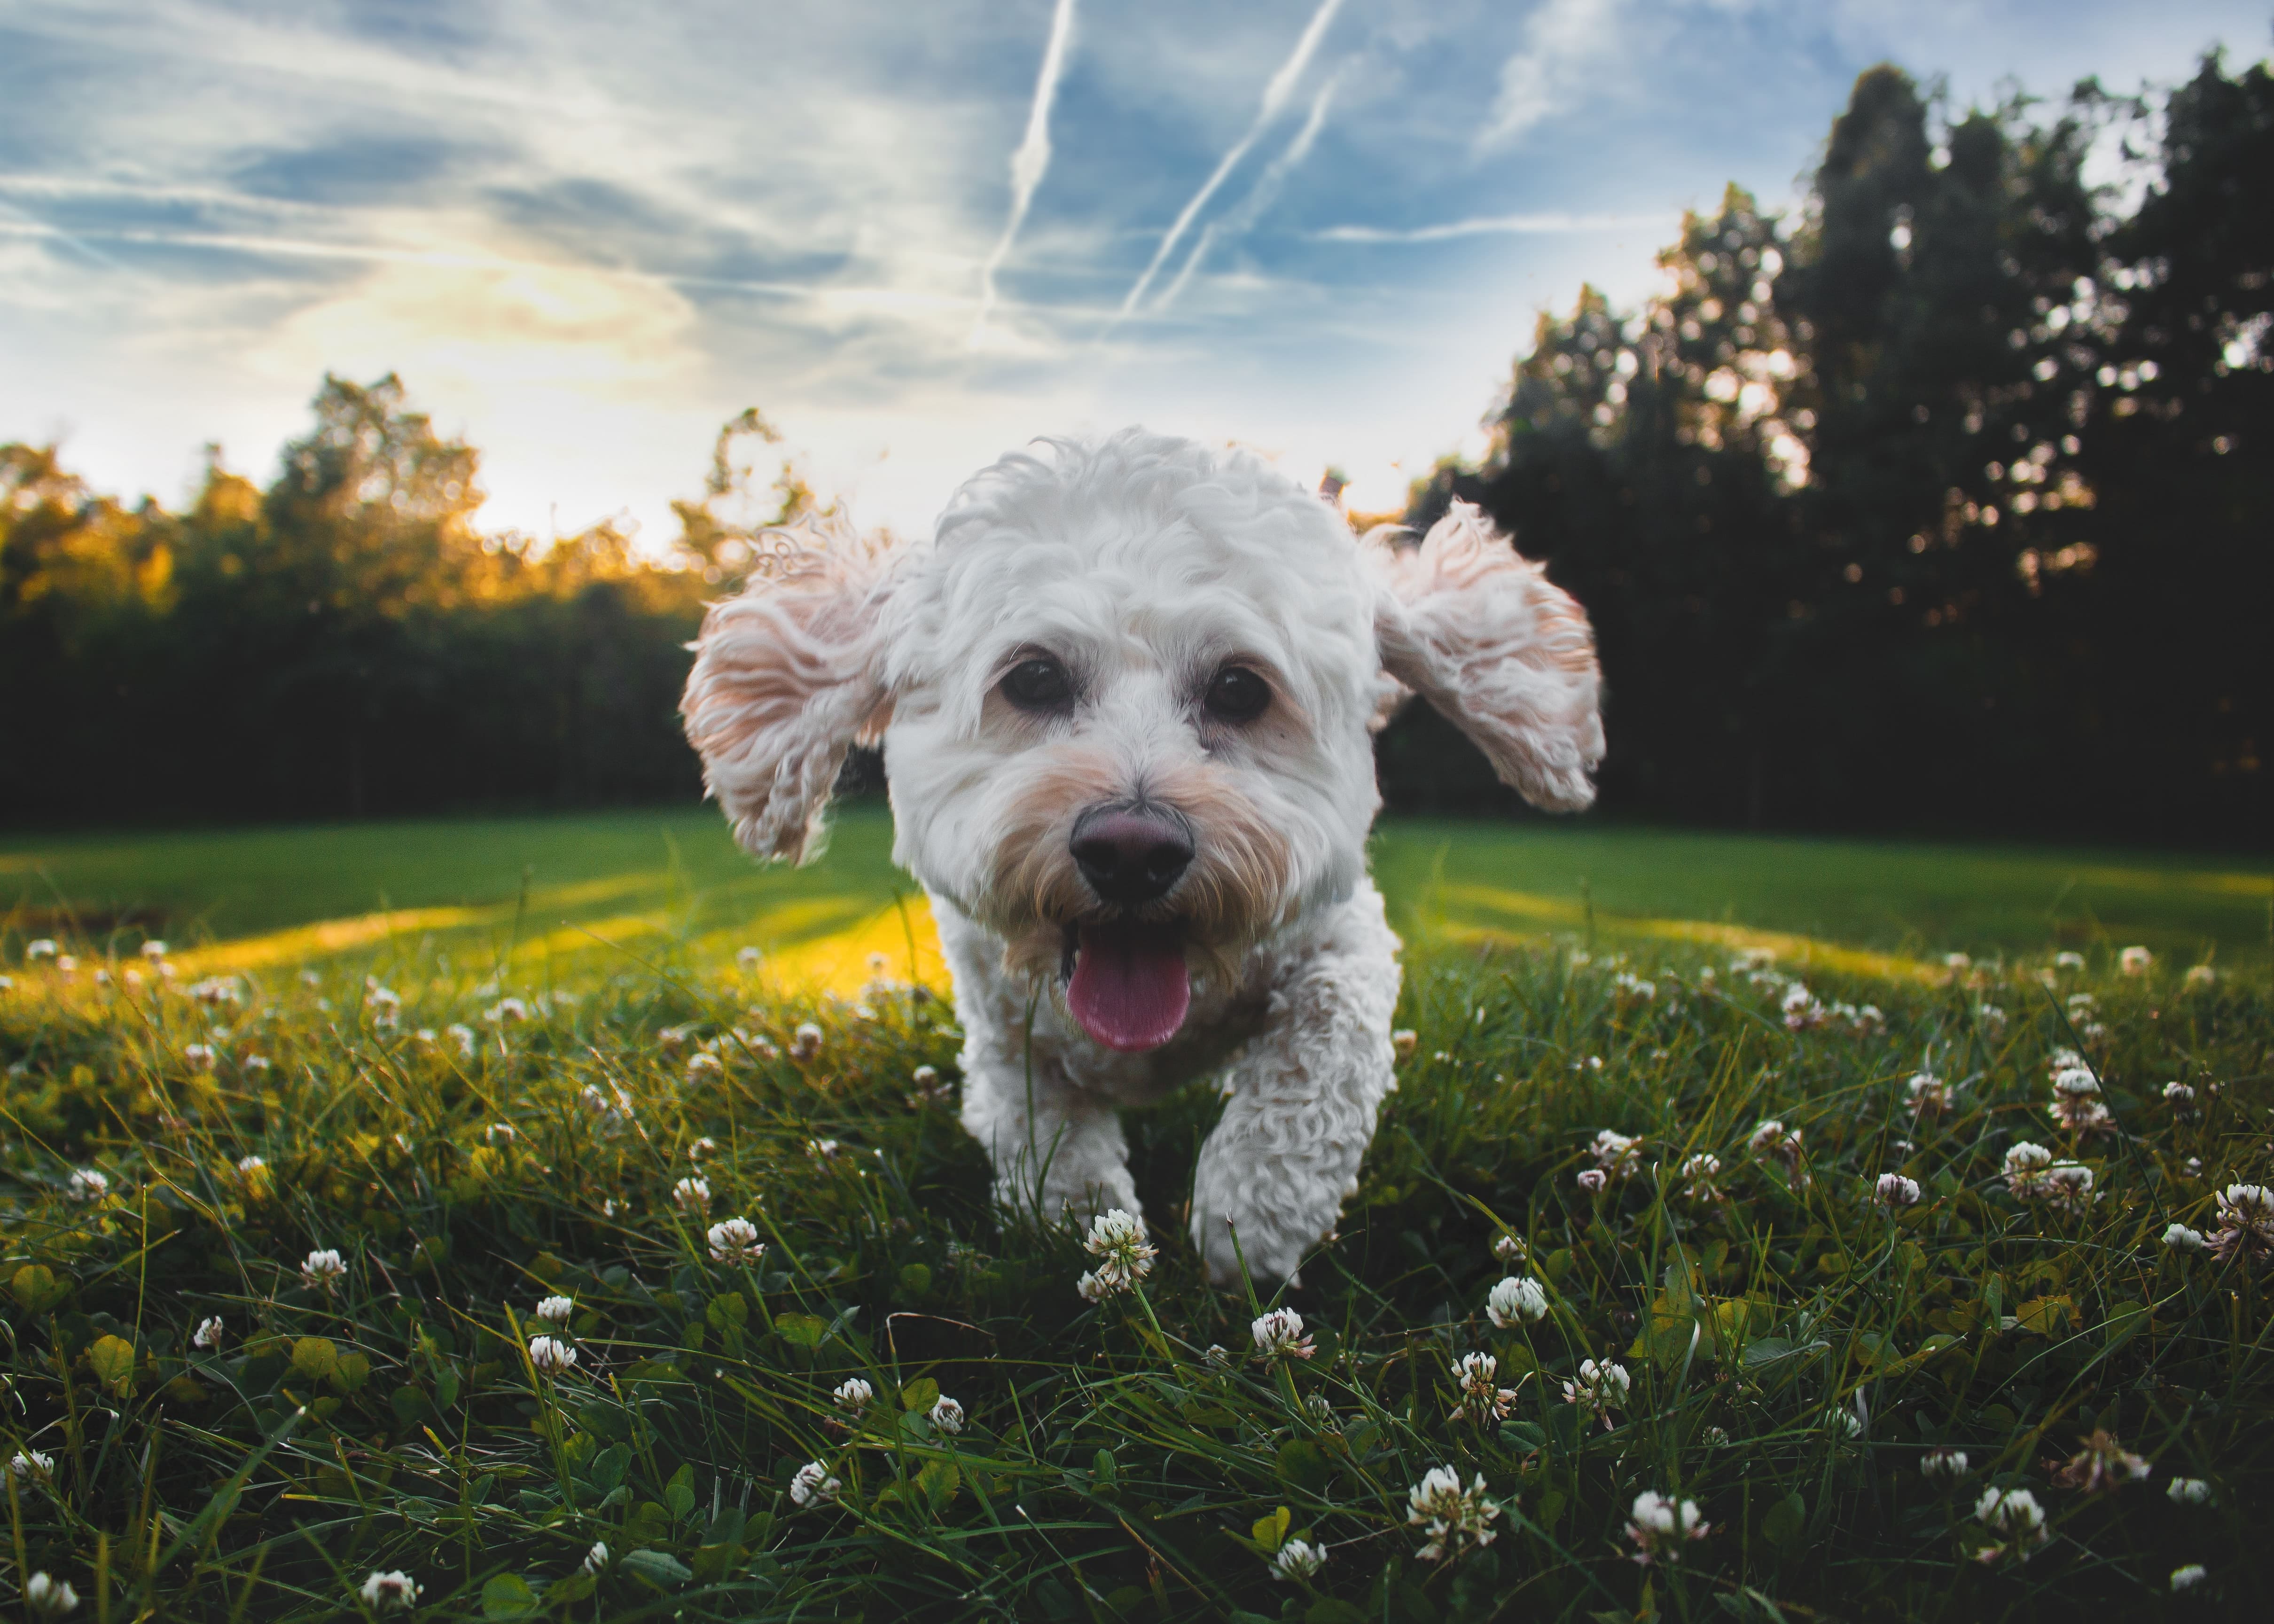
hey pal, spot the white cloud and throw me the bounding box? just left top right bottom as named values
left=1478, top=0, right=1626, bottom=150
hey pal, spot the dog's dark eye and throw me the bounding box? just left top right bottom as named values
left=1000, top=656, right=1074, bottom=712
left=1203, top=665, right=1271, bottom=723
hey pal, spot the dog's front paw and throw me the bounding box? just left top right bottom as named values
left=1194, top=1207, right=1309, bottom=1289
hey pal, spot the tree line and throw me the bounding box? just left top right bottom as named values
left=4, top=55, right=2266, bottom=844
left=0, top=385, right=805, bottom=826
left=1386, top=55, right=2268, bottom=846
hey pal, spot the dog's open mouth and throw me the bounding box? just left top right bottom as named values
left=1063, top=919, right=1189, bottom=1052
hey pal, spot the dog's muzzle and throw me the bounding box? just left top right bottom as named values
left=1063, top=804, right=1194, bottom=1053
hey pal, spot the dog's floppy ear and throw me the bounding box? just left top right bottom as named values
left=1371, top=500, right=1604, bottom=811
left=681, top=512, right=896, bottom=864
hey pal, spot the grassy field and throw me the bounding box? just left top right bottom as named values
left=0, top=812, right=2269, bottom=1619
left=5, top=807, right=2268, bottom=984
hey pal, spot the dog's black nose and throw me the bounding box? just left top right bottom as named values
left=1071, top=807, right=1194, bottom=906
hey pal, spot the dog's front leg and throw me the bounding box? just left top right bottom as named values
left=960, top=1046, right=1140, bottom=1227
left=1190, top=890, right=1402, bottom=1287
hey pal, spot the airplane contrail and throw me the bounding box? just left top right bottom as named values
left=1154, top=62, right=1344, bottom=312
left=970, top=0, right=1078, bottom=348
left=1112, top=0, right=1344, bottom=323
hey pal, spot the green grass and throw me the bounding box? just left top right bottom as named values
left=0, top=891, right=2268, bottom=1618
left=6, top=808, right=2268, bottom=976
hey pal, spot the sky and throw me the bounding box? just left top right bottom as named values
left=3, top=0, right=2268, bottom=543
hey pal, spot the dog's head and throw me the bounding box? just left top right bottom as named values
left=682, top=428, right=1602, bottom=1051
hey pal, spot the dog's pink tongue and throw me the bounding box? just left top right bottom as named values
left=1067, top=921, right=1190, bottom=1052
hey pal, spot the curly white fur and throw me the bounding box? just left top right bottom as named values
left=682, top=429, right=1602, bottom=1286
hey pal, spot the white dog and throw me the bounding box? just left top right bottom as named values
left=682, top=429, right=1602, bottom=1285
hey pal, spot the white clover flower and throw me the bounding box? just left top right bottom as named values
left=1944, top=953, right=1970, bottom=971
left=484, top=997, right=530, bottom=1025
left=2170, top=1563, right=2208, bottom=1592
left=1826, top=1405, right=1864, bottom=1440
left=24, top=1573, right=79, bottom=1617
left=1391, top=1028, right=1418, bottom=1060
left=2164, top=1081, right=2197, bottom=1106
left=1202, top=1344, right=1232, bottom=1369
left=2054, top=1428, right=2149, bottom=1491
left=2119, top=945, right=2152, bottom=976
left=1491, top=1233, right=1527, bottom=1265
left=1271, top=1538, right=1328, bottom=1581
left=1972, top=1486, right=2049, bottom=1562
left=2183, top=965, right=2216, bottom=989
left=1974, top=1003, right=2008, bottom=1038
left=66, top=1167, right=109, bottom=1202
left=789, top=1460, right=840, bottom=1507
left=1906, top=1073, right=1954, bottom=1115
left=1679, top=1153, right=1723, bottom=1200
left=138, top=939, right=168, bottom=960
left=832, top=1376, right=874, bottom=1415
left=807, top=1138, right=843, bottom=1159
left=357, top=1571, right=421, bottom=1610
left=193, top=1316, right=225, bottom=1351
left=577, top=1083, right=634, bottom=1128
left=1781, top=982, right=1829, bottom=1031
left=736, top=945, right=764, bottom=969
left=686, top=1052, right=725, bottom=1082
left=581, top=1541, right=610, bottom=1574
left=2003, top=1141, right=2055, bottom=1198
left=2042, top=1161, right=2096, bottom=1213
left=1406, top=1466, right=1501, bottom=1562
left=301, top=1248, right=347, bottom=1288
left=1875, top=1173, right=1922, bottom=1208
left=534, top=1295, right=574, bottom=1326
left=8, top=1449, right=53, bottom=1482
left=1251, top=1307, right=1315, bottom=1361
left=243, top=1054, right=270, bottom=1074
left=191, top=976, right=244, bottom=1007
left=1625, top=1490, right=1709, bottom=1564
left=528, top=1335, right=577, bottom=1375
left=2054, top=951, right=2085, bottom=970
left=1075, top=1270, right=1115, bottom=1304
left=1562, top=1358, right=1630, bottom=1426
left=1305, top=1392, right=1336, bottom=1426
left=1749, top=1119, right=1805, bottom=1175
left=1591, top=1129, right=1642, bottom=1180
left=2210, top=1183, right=2274, bottom=1263
left=1449, top=1351, right=1519, bottom=1422
left=688, top=1136, right=718, bottom=1161
left=2166, top=1477, right=2212, bottom=1505
left=26, top=939, right=58, bottom=960
left=2163, top=1224, right=2207, bottom=1252
left=1702, top=1425, right=1729, bottom=1446
left=789, top=1023, right=825, bottom=1062
left=929, top=1395, right=965, bottom=1434
left=183, top=1043, right=216, bottom=1071
left=1080, top=1208, right=1157, bottom=1295
left=1575, top=1168, right=1608, bottom=1194
left=1921, top=1447, right=1969, bottom=1482
left=707, top=1217, right=766, bottom=1265
left=1486, top=1275, right=1548, bottom=1328
left=672, top=1176, right=711, bottom=1214
left=55, top=956, right=77, bottom=973
left=1613, top=970, right=1657, bottom=1002
left=482, top=1122, right=517, bottom=1147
